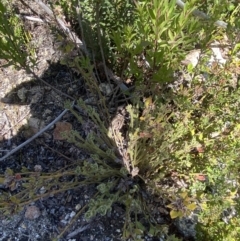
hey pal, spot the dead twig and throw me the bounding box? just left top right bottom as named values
left=29, top=70, right=75, bottom=101
left=22, top=16, right=44, bottom=23
left=0, top=110, right=30, bottom=137
left=38, top=140, right=74, bottom=163
left=66, top=224, right=90, bottom=239
left=35, top=0, right=87, bottom=54
left=56, top=198, right=95, bottom=240
left=34, top=0, right=129, bottom=92
left=19, top=0, right=42, bottom=18
left=0, top=107, right=71, bottom=162
left=2, top=112, right=12, bottom=146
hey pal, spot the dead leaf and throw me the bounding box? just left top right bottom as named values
left=196, top=174, right=207, bottom=182
left=53, top=122, right=72, bottom=140
left=4, top=174, right=21, bottom=191
left=139, top=132, right=153, bottom=138
left=15, top=173, right=21, bottom=181
left=181, top=49, right=201, bottom=67
left=25, top=205, right=41, bottom=220
left=191, top=145, right=205, bottom=154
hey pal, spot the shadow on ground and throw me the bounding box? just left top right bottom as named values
left=0, top=61, right=128, bottom=241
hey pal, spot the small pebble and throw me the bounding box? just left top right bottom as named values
left=70, top=211, right=76, bottom=218
left=34, top=165, right=42, bottom=172
left=64, top=214, right=70, bottom=220
left=25, top=205, right=41, bottom=220
left=20, top=222, right=26, bottom=229
left=75, top=204, right=81, bottom=210
left=39, top=186, right=46, bottom=194
left=61, top=219, right=68, bottom=225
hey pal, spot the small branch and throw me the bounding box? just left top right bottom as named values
left=34, top=0, right=129, bottom=92
left=29, top=70, right=75, bottom=101
left=19, top=0, right=42, bottom=17
left=56, top=199, right=93, bottom=240
left=95, top=2, right=111, bottom=85
left=2, top=112, right=12, bottom=146
left=0, top=108, right=70, bottom=162
left=38, top=141, right=74, bottom=163
left=98, top=63, right=129, bottom=92
left=1, top=110, right=30, bottom=137
left=35, top=0, right=87, bottom=54
left=22, top=16, right=44, bottom=23
left=66, top=224, right=90, bottom=239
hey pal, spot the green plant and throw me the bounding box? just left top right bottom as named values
left=123, top=56, right=240, bottom=239
left=111, top=0, right=209, bottom=84
left=1, top=0, right=240, bottom=240
left=63, top=99, right=168, bottom=240
left=53, top=0, right=135, bottom=62
left=0, top=1, right=35, bottom=69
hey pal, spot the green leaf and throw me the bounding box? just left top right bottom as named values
left=136, top=221, right=146, bottom=232
left=170, top=210, right=182, bottom=219
left=180, top=191, right=188, bottom=199
left=5, top=168, right=13, bottom=176
left=168, top=29, right=175, bottom=41
left=134, top=228, right=144, bottom=235
left=166, top=203, right=174, bottom=209
left=10, top=195, right=20, bottom=204
left=187, top=203, right=197, bottom=211
left=187, top=63, right=194, bottom=73
left=167, top=234, right=183, bottom=241
left=148, top=8, right=156, bottom=23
